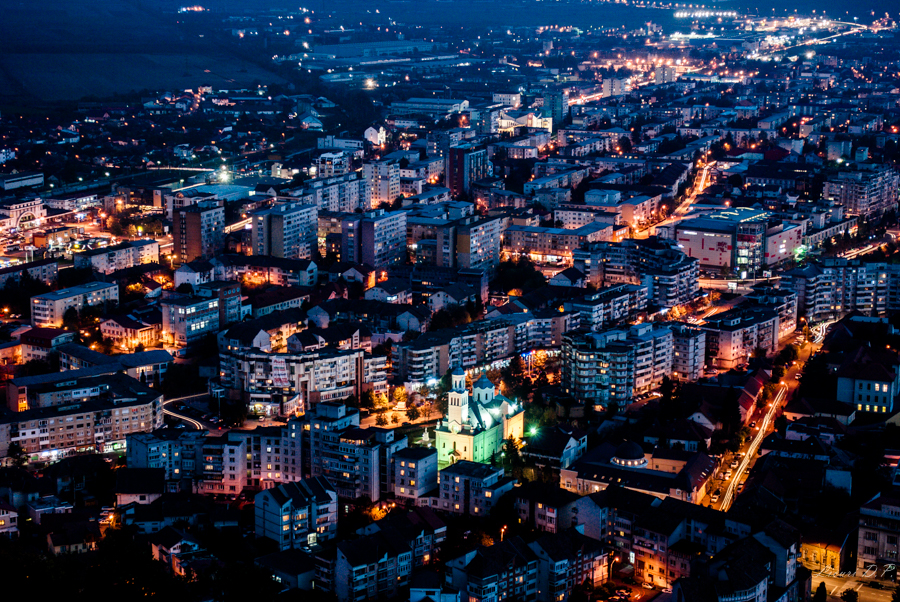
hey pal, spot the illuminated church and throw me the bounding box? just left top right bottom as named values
left=435, top=368, right=525, bottom=469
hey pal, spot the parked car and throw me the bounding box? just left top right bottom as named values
left=711, top=489, right=721, bottom=503
left=724, top=470, right=733, bottom=480
left=730, top=460, right=739, bottom=469
left=737, top=483, right=744, bottom=493
left=642, top=583, right=655, bottom=590
left=662, top=587, right=673, bottom=594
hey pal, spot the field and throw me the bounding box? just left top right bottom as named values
left=0, top=0, right=285, bottom=105
left=0, top=53, right=282, bottom=103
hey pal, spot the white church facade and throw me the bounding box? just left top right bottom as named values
left=434, top=369, right=525, bottom=469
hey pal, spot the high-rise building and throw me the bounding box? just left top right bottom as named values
left=173, top=199, right=224, bottom=263
left=435, top=216, right=504, bottom=279
left=251, top=201, right=318, bottom=260
left=573, top=237, right=700, bottom=308
left=364, top=159, right=400, bottom=207
left=823, top=165, right=899, bottom=217
left=446, top=144, right=490, bottom=197
left=341, top=209, right=407, bottom=268
left=542, top=89, right=569, bottom=127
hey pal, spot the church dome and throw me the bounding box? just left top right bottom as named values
left=611, top=441, right=647, bottom=468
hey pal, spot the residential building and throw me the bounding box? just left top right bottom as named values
left=856, top=493, right=900, bottom=577
left=823, top=165, right=899, bottom=217
left=701, top=307, right=780, bottom=369
left=255, top=477, right=338, bottom=550
left=561, top=324, right=672, bottom=409
left=173, top=199, right=224, bottom=263
left=301, top=402, right=407, bottom=501
left=342, top=209, right=408, bottom=268
left=393, top=447, right=439, bottom=504
left=1, top=372, right=164, bottom=464
left=333, top=531, right=413, bottom=602
left=835, top=345, right=900, bottom=415
left=160, top=296, right=220, bottom=348
left=427, top=460, right=516, bottom=516
left=195, top=280, right=242, bottom=327
left=565, top=284, right=648, bottom=332
left=356, top=507, right=447, bottom=567
left=0, top=258, right=58, bottom=288
left=529, top=530, right=609, bottom=602
left=218, top=346, right=387, bottom=408
left=30, top=281, right=119, bottom=328
left=446, top=537, right=539, bottom=602
left=20, top=327, right=76, bottom=362
left=668, top=323, right=707, bottom=382
left=73, top=240, right=160, bottom=274
left=252, top=202, right=318, bottom=260
left=364, top=159, right=400, bottom=207
left=572, top=237, right=700, bottom=308
left=446, top=144, right=490, bottom=197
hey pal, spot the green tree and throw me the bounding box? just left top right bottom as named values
left=406, top=405, right=420, bottom=422
left=390, top=413, right=400, bottom=425
left=62, top=307, right=80, bottom=331
left=7, top=441, right=27, bottom=468
left=376, top=413, right=388, bottom=426
left=393, top=387, right=408, bottom=407
left=840, top=589, right=858, bottom=602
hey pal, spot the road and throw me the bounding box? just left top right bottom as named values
left=809, top=569, right=896, bottom=602
left=162, top=393, right=211, bottom=430
left=720, top=383, right=785, bottom=511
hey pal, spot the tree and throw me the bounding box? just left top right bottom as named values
left=393, top=387, right=408, bottom=407
left=752, top=346, right=768, bottom=360
left=840, top=589, right=858, bottom=602
left=813, top=583, right=827, bottom=602
left=375, top=413, right=388, bottom=427
left=390, top=413, right=400, bottom=425
left=134, top=343, right=145, bottom=353
left=62, top=307, right=80, bottom=331
left=891, top=585, right=900, bottom=602
left=7, top=441, right=27, bottom=468
left=406, top=405, right=420, bottom=422
left=722, top=387, right=742, bottom=434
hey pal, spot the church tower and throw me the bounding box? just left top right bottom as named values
left=447, top=367, right=468, bottom=432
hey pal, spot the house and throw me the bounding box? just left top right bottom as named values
left=549, top=267, right=586, bottom=288
left=427, top=283, right=479, bottom=314
left=46, top=520, right=101, bottom=555
left=365, top=279, right=413, bottom=304
left=255, top=549, right=318, bottom=590
left=522, top=424, right=588, bottom=469
left=19, top=327, right=76, bottom=362
left=115, top=467, right=165, bottom=507
left=0, top=501, right=18, bottom=538
left=150, top=526, right=211, bottom=577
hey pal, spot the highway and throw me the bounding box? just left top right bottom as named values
left=720, top=384, right=785, bottom=511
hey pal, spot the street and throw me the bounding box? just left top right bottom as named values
left=810, top=568, right=896, bottom=602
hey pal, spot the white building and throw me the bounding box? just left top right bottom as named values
left=73, top=240, right=160, bottom=274
left=251, top=202, right=318, bottom=260
left=254, top=477, right=338, bottom=551
left=31, top=281, right=119, bottom=327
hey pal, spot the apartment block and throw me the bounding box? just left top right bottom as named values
left=341, top=209, right=408, bottom=268
left=363, top=159, right=400, bottom=207
left=255, top=477, right=338, bottom=550
left=667, top=323, right=707, bottom=382
left=701, top=307, right=780, bottom=369
left=252, top=201, right=318, bottom=260
left=173, top=199, right=224, bottom=263
left=1, top=372, right=163, bottom=464
left=856, top=493, right=900, bottom=577
left=301, top=402, right=407, bottom=502
left=573, top=237, right=700, bottom=308
left=422, top=461, right=516, bottom=516
left=0, top=258, right=58, bottom=288
left=823, top=165, right=899, bottom=217
left=446, top=537, right=539, bottom=602
left=218, top=347, right=387, bottom=407
left=565, top=284, right=648, bottom=332
left=73, top=239, right=160, bottom=274
left=393, top=447, right=439, bottom=503
left=31, top=281, right=119, bottom=328
left=160, top=296, right=220, bottom=347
